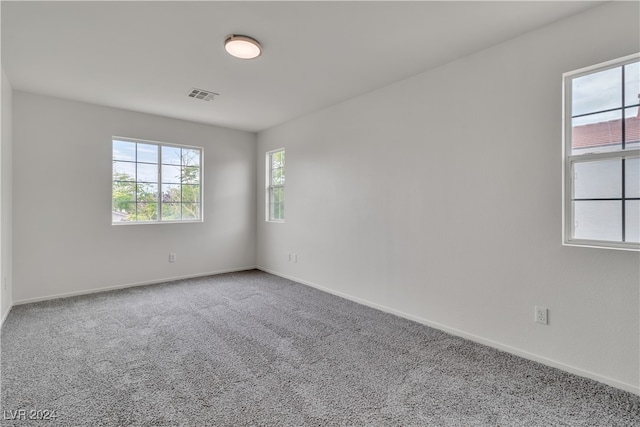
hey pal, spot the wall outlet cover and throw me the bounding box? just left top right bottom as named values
left=535, top=306, right=548, bottom=325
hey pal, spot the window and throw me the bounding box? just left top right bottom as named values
left=267, top=149, right=285, bottom=222
left=112, top=137, right=202, bottom=224
left=563, top=53, right=640, bottom=250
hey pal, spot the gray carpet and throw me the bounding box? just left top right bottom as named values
left=1, top=270, right=638, bottom=426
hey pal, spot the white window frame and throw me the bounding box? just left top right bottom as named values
left=112, top=136, right=204, bottom=225
left=562, top=53, right=640, bottom=251
left=266, top=148, right=285, bottom=223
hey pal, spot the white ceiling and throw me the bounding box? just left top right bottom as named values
left=2, top=1, right=603, bottom=133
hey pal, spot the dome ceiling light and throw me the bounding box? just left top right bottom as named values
left=224, top=34, right=262, bottom=60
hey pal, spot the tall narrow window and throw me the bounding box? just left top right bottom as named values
left=267, top=149, right=285, bottom=222
left=112, top=137, right=202, bottom=224
left=563, top=54, right=640, bottom=250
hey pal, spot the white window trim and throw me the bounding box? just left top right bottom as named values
left=266, top=148, right=285, bottom=223
left=112, top=136, right=204, bottom=225
left=562, top=53, right=640, bottom=251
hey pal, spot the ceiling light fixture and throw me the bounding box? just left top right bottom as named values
left=224, top=34, right=262, bottom=60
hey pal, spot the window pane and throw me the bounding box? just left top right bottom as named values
left=182, top=184, right=200, bottom=203
left=113, top=182, right=136, bottom=206
left=162, top=165, right=182, bottom=183
left=137, top=183, right=158, bottom=202
left=271, top=151, right=281, bottom=169
left=113, top=202, right=135, bottom=222
left=573, top=201, right=622, bottom=241
left=136, top=202, right=158, bottom=221
left=624, top=62, right=639, bottom=107
left=626, top=157, right=640, bottom=198
left=113, top=161, right=136, bottom=181
left=572, top=66, right=621, bottom=116
left=113, top=140, right=136, bottom=161
left=573, top=159, right=621, bottom=199
left=626, top=107, right=640, bottom=149
left=137, top=143, right=158, bottom=164
left=182, top=203, right=200, bottom=220
left=269, top=188, right=275, bottom=220
left=162, top=184, right=181, bottom=203
left=183, top=166, right=199, bottom=184
left=275, top=186, right=283, bottom=204
left=162, top=146, right=181, bottom=165
left=273, top=199, right=280, bottom=220
left=137, top=163, right=158, bottom=183
left=161, top=203, right=181, bottom=221
left=272, top=168, right=284, bottom=185
left=272, top=187, right=284, bottom=220
left=626, top=200, right=640, bottom=243
left=182, top=149, right=200, bottom=167
left=572, top=110, right=622, bottom=155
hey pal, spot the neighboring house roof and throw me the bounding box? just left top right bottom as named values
left=112, top=211, right=128, bottom=222
left=572, top=114, right=640, bottom=150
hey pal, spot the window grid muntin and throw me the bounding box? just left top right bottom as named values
left=564, top=53, right=640, bottom=250
left=112, top=137, right=202, bottom=224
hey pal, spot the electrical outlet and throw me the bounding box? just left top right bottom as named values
left=535, top=306, right=548, bottom=325
left=169, top=253, right=176, bottom=263
left=292, top=253, right=297, bottom=263
left=288, top=253, right=291, bottom=262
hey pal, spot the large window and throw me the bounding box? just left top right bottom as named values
left=267, top=149, right=285, bottom=222
left=112, top=137, right=202, bottom=224
left=563, top=54, right=639, bottom=250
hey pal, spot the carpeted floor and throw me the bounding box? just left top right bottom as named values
left=1, top=270, right=638, bottom=426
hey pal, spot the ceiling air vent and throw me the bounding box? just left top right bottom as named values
left=187, top=88, right=218, bottom=102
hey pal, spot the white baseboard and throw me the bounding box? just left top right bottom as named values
left=12, top=266, right=257, bottom=306
left=257, top=266, right=640, bottom=396
left=0, top=303, right=12, bottom=328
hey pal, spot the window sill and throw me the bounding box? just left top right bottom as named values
left=112, top=219, right=204, bottom=226
left=563, top=239, right=640, bottom=252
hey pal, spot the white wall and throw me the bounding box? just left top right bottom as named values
left=13, top=92, right=256, bottom=303
left=257, top=2, right=640, bottom=393
left=1, top=67, right=13, bottom=324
